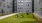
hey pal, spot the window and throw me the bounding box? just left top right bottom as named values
left=18, top=1, right=23, bottom=3
left=27, top=2, right=28, bottom=3
left=27, top=8, right=28, bottom=9
left=0, top=10, right=1, bottom=13
left=18, top=11, right=20, bottom=12
left=14, top=7, right=16, bottom=9
left=39, top=0, right=42, bottom=4
left=25, top=1, right=28, bottom=2
left=14, top=1, right=17, bottom=3
left=25, top=8, right=26, bottom=9
left=7, top=2, right=8, bottom=3
left=14, top=4, right=17, bottom=6
left=22, top=11, right=23, bottom=12
left=21, top=1, right=23, bottom=2
left=10, top=9, right=12, bottom=12
left=20, top=1, right=21, bottom=3
left=7, top=5, right=10, bottom=8
left=21, top=4, right=23, bottom=5
left=18, top=4, right=20, bottom=5
left=15, top=10, right=16, bottom=12
left=28, top=4, right=29, bottom=6
left=20, top=7, right=21, bottom=9
left=39, top=0, right=40, bottom=4
left=22, top=8, right=23, bottom=9
left=26, top=4, right=29, bottom=6
left=10, top=3, right=12, bottom=5
left=1, top=9, right=5, bottom=13
left=3, top=4, right=5, bottom=7
left=2, top=0, right=5, bottom=1
left=0, top=5, right=1, bottom=6
left=0, top=3, right=1, bottom=4
left=18, top=1, right=20, bottom=3
left=18, top=8, right=19, bottom=9
left=0, top=3, right=1, bottom=6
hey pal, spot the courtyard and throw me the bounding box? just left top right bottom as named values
left=0, top=13, right=41, bottom=23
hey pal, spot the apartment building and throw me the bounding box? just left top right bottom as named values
left=0, top=0, right=32, bottom=14
left=17, top=0, right=32, bottom=13
left=0, top=0, right=13, bottom=14
left=34, top=0, right=42, bottom=17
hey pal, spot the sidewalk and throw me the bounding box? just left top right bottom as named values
left=0, top=13, right=18, bottom=20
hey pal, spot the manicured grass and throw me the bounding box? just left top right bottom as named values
left=0, top=18, right=36, bottom=23
left=18, top=13, right=34, bottom=18
left=0, top=13, right=37, bottom=23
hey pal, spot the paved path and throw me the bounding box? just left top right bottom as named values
left=0, top=13, right=18, bottom=20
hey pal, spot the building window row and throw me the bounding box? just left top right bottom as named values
left=18, top=11, right=23, bottom=12
left=2, top=0, right=5, bottom=1
left=18, top=1, right=29, bottom=3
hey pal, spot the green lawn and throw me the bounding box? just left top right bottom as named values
left=0, top=13, right=37, bottom=23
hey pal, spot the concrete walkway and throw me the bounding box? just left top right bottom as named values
left=0, top=13, right=18, bottom=20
